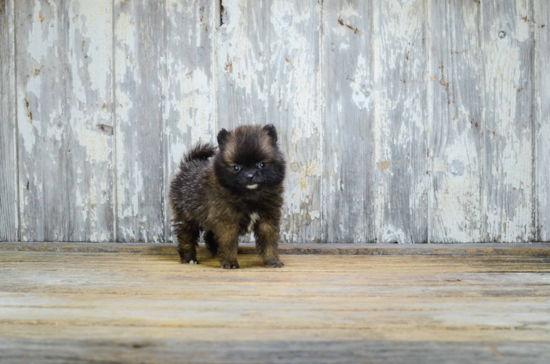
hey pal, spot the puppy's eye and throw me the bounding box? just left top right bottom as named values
left=258, top=162, right=265, bottom=169
left=233, top=165, right=241, bottom=172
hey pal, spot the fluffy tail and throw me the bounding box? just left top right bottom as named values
left=182, top=143, right=216, bottom=164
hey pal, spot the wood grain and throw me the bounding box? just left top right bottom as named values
left=15, top=0, right=67, bottom=241
left=3, top=242, right=550, bottom=256
left=0, top=0, right=17, bottom=241
left=535, top=1, right=550, bottom=242
left=267, top=0, right=322, bottom=243
left=372, top=0, right=428, bottom=243
left=428, top=0, right=483, bottom=242
left=1, top=248, right=549, bottom=363
left=482, top=0, right=534, bottom=242
left=0, top=337, right=549, bottom=364
left=322, top=0, right=375, bottom=243
left=217, top=0, right=267, bottom=128
left=218, top=0, right=322, bottom=243
left=65, top=0, right=114, bottom=241
left=114, top=0, right=164, bottom=242
left=15, top=0, right=114, bottom=242
left=163, top=0, right=218, bottom=242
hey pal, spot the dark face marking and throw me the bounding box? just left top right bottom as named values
left=214, top=125, right=285, bottom=194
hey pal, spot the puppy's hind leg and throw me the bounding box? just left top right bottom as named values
left=204, top=230, right=219, bottom=257
left=176, top=224, right=200, bottom=264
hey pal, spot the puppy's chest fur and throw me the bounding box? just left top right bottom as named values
left=225, top=205, right=262, bottom=235
left=246, top=212, right=260, bottom=233
left=205, top=181, right=281, bottom=235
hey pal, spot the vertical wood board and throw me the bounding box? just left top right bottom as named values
left=163, top=0, right=218, bottom=243
left=65, top=0, right=114, bottom=241
left=322, top=0, right=375, bottom=243
left=482, top=0, right=534, bottom=242
left=535, top=0, right=550, bottom=241
left=428, top=0, right=484, bottom=242
left=16, top=0, right=67, bottom=241
left=15, top=0, right=114, bottom=242
left=114, top=0, right=164, bottom=242
left=266, top=0, right=322, bottom=243
left=0, top=0, right=18, bottom=241
left=217, top=0, right=268, bottom=128
left=373, top=0, right=429, bottom=243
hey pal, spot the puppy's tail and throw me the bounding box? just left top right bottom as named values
left=182, top=143, right=217, bottom=164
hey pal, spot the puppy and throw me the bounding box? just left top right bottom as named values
left=169, top=124, right=286, bottom=269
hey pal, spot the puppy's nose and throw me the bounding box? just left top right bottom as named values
left=246, top=173, right=254, bottom=180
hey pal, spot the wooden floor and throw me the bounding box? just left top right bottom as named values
left=1, top=244, right=550, bottom=363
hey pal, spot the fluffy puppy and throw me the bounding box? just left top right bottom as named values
left=169, top=124, right=286, bottom=269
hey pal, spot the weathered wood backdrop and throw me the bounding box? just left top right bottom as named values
left=1, top=0, right=549, bottom=243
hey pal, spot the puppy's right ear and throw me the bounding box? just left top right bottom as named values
left=263, top=124, right=278, bottom=145
left=217, top=128, right=230, bottom=150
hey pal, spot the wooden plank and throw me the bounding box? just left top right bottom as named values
left=482, top=0, right=534, bottom=242
left=2, top=251, right=550, bottom=274
left=265, top=0, right=322, bottom=243
left=1, top=337, right=549, bottom=364
left=15, top=0, right=67, bottom=241
left=322, top=1, right=375, bottom=243
left=1, top=250, right=550, bottom=362
left=15, top=0, right=114, bottom=241
left=2, top=295, right=550, bottom=331
left=217, top=0, right=322, bottom=243
left=0, top=0, right=17, bottom=241
left=217, top=0, right=268, bottom=127
left=163, top=0, right=218, bottom=242
left=114, top=0, right=164, bottom=242
left=64, top=0, right=114, bottom=241
left=372, top=0, right=428, bottom=243
left=6, top=324, right=546, bottom=343
left=428, top=0, right=483, bottom=242
left=2, top=242, right=550, bottom=256
left=535, top=1, right=550, bottom=241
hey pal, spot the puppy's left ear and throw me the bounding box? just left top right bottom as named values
left=263, top=124, right=278, bottom=145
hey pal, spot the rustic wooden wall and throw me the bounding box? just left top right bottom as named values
left=0, top=0, right=548, bottom=244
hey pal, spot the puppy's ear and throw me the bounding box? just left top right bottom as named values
left=217, top=128, right=230, bottom=150
left=263, top=124, right=278, bottom=145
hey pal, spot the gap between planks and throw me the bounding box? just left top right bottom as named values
left=0, top=242, right=549, bottom=256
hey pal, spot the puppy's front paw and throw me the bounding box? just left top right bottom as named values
left=221, top=261, right=240, bottom=269
left=266, top=260, right=284, bottom=268
left=182, top=259, right=199, bottom=264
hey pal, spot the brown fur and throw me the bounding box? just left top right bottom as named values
left=169, top=125, right=286, bottom=269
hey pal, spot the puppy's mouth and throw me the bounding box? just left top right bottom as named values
left=246, top=184, right=258, bottom=190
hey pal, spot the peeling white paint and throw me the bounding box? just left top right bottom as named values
left=27, top=2, right=58, bottom=63
left=18, top=113, right=37, bottom=154
left=80, top=129, right=110, bottom=162
left=373, top=0, right=428, bottom=243
left=483, top=2, right=533, bottom=241
left=380, top=226, right=407, bottom=244
left=350, top=55, right=370, bottom=110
